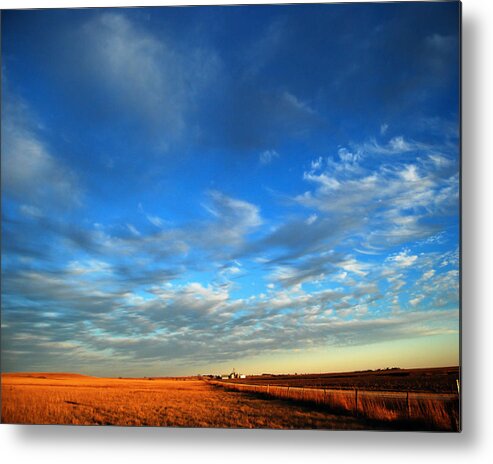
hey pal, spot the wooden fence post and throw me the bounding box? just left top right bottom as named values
left=210, top=380, right=458, bottom=430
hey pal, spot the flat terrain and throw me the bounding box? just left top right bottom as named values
left=224, top=367, right=460, bottom=393
left=1, top=373, right=374, bottom=429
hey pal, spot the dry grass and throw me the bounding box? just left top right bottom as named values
left=1, top=373, right=372, bottom=429
left=216, top=382, right=460, bottom=431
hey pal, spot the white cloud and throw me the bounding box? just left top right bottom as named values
left=220, top=265, right=241, bottom=276
left=126, top=224, right=141, bottom=237
left=422, top=269, right=436, bottom=280
left=192, top=191, right=263, bottom=253
left=1, top=96, right=82, bottom=210
left=333, top=271, right=348, bottom=282
left=259, top=149, right=280, bottom=165
left=338, top=147, right=361, bottom=164
left=311, top=157, right=323, bottom=170
left=206, top=191, right=262, bottom=230
left=390, top=279, right=406, bottom=292
left=67, top=260, right=112, bottom=275
left=428, top=153, right=453, bottom=168
left=409, top=295, right=424, bottom=307
left=80, top=13, right=220, bottom=147
left=19, top=204, right=43, bottom=218
left=282, top=91, right=315, bottom=115
left=293, top=132, right=458, bottom=249
left=151, top=281, right=230, bottom=316
left=356, top=136, right=424, bottom=156
left=388, top=250, right=418, bottom=268
left=389, top=136, right=413, bottom=152
left=138, top=203, right=167, bottom=228
left=399, top=164, right=420, bottom=182
left=338, top=258, right=368, bottom=276
left=306, top=214, right=318, bottom=225
left=303, top=171, right=340, bottom=190
left=147, top=215, right=166, bottom=228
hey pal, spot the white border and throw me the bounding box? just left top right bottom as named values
left=1, top=0, right=492, bottom=462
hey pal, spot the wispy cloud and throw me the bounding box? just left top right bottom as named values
left=1, top=95, right=82, bottom=211
left=387, top=250, right=418, bottom=268
left=1, top=259, right=459, bottom=373
left=77, top=13, right=220, bottom=149
left=259, top=149, right=280, bottom=165
left=294, top=135, right=457, bottom=249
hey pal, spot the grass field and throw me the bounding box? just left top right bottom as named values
left=215, top=367, right=460, bottom=431
left=214, top=381, right=459, bottom=431
left=1, top=373, right=374, bottom=429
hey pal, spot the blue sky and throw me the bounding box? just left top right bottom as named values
left=1, top=2, right=460, bottom=376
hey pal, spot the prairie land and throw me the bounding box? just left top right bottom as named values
left=223, top=367, right=460, bottom=393
left=217, top=367, right=460, bottom=431
left=1, top=373, right=373, bottom=429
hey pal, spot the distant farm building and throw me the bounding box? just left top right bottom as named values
left=218, top=369, right=246, bottom=380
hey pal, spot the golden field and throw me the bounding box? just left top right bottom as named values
left=216, top=367, right=460, bottom=431
left=217, top=381, right=459, bottom=431
left=1, top=373, right=372, bottom=429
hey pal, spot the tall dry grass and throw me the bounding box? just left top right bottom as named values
left=1, top=374, right=370, bottom=429
left=214, top=381, right=460, bottom=431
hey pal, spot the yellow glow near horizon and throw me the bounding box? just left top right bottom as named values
left=194, top=334, right=459, bottom=376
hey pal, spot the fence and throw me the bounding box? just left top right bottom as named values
left=210, top=380, right=460, bottom=431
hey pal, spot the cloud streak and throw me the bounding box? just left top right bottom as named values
left=1, top=95, right=83, bottom=211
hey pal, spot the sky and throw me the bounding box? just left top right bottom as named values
left=1, top=2, right=460, bottom=377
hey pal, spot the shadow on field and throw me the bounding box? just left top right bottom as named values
left=209, top=382, right=456, bottom=432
